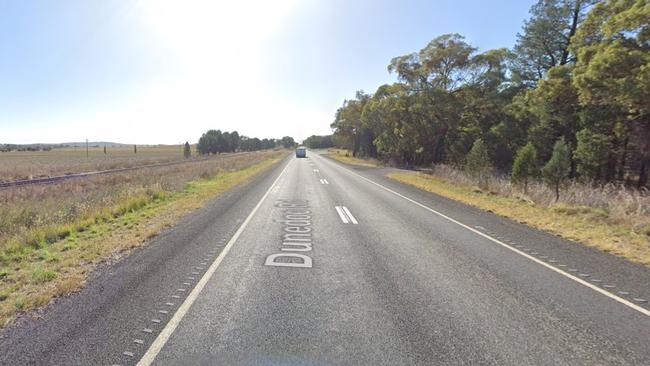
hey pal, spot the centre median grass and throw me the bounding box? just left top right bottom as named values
left=0, top=150, right=286, bottom=327
left=388, top=171, right=650, bottom=266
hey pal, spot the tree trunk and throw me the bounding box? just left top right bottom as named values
left=555, top=181, right=560, bottom=201
left=618, top=136, right=628, bottom=182
left=524, top=177, right=528, bottom=194
left=638, top=158, right=648, bottom=188
left=560, top=0, right=581, bottom=65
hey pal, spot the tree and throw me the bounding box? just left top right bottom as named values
left=133, top=145, right=137, bottom=154
left=572, top=0, right=650, bottom=187
left=330, top=91, right=372, bottom=157
left=303, top=135, right=334, bottom=149
left=524, top=65, right=582, bottom=165
left=229, top=131, right=240, bottom=152
left=542, top=137, right=572, bottom=201
left=574, top=129, right=610, bottom=182
left=103, top=146, right=106, bottom=154
left=512, top=0, right=597, bottom=85
left=511, top=142, right=539, bottom=193
left=465, top=139, right=492, bottom=188
left=280, top=136, right=295, bottom=149
left=184, top=142, right=191, bottom=159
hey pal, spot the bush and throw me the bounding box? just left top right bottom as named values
left=511, top=143, right=538, bottom=193
left=542, top=138, right=572, bottom=201
left=465, top=139, right=492, bottom=188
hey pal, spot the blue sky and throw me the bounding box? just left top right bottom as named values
left=0, top=0, right=535, bottom=144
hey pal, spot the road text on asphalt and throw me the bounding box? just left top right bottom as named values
left=265, top=199, right=313, bottom=268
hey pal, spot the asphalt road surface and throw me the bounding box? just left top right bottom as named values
left=1, top=150, right=649, bottom=365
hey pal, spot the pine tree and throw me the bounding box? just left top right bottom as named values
left=465, top=138, right=492, bottom=189
left=511, top=142, right=538, bottom=193
left=542, top=137, right=572, bottom=201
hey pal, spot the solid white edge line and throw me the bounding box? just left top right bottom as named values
left=316, top=154, right=650, bottom=317
left=341, top=206, right=358, bottom=225
left=136, top=158, right=293, bottom=366
left=335, top=206, right=349, bottom=224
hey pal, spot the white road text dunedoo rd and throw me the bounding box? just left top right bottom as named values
left=264, top=199, right=313, bottom=268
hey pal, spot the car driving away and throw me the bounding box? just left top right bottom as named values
left=295, top=146, right=306, bottom=158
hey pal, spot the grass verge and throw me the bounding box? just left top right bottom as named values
left=324, top=149, right=381, bottom=167
left=388, top=171, right=650, bottom=266
left=0, top=152, right=285, bottom=328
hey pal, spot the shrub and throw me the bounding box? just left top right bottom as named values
left=511, top=143, right=538, bottom=193
left=542, top=138, right=572, bottom=201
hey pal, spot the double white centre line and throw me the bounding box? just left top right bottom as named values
left=335, top=206, right=358, bottom=224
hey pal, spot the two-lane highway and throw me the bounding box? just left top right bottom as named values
left=143, top=151, right=649, bottom=365
left=1, top=150, right=648, bottom=365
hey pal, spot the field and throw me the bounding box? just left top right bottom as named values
left=0, top=145, right=193, bottom=181
left=0, top=149, right=286, bottom=327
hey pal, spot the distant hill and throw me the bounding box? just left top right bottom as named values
left=60, top=142, right=130, bottom=148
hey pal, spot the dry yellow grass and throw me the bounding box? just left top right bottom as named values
left=0, top=151, right=285, bottom=327
left=325, top=149, right=381, bottom=167
left=389, top=171, right=650, bottom=266
left=0, top=145, right=199, bottom=181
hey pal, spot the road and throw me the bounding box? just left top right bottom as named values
left=1, top=150, right=649, bottom=365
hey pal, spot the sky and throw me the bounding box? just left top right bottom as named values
left=0, top=0, right=535, bottom=144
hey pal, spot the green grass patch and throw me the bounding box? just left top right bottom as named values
left=30, top=269, right=57, bottom=284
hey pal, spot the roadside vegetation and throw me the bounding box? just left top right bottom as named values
left=0, top=150, right=285, bottom=327
left=328, top=0, right=649, bottom=190
left=325, top=149, right=380, bottom=168
left=321, top=0, right=649, bottom=264
left=390, top=169, right=650, bottom=266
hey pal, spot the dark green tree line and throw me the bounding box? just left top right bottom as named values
left=330, top=0, right=649, bottom=188
left=197, top=130, right=282, bottom=154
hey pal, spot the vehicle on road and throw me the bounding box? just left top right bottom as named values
left=295, top=146, right=306, bottom=158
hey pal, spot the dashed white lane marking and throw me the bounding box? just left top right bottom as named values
left=143, top=328, right=153, bottom=334
left=313, top=169, right=319, bottom=172
left=335, top=206, right=349, bottom=224
left=123, top=352, right=134, bottom=357
left=319, top=154, right=650, bottom=317
left=335, top=206, right=358, bottom=224
left=136, top=158, right=292, bottom=366
left=134, top=339, right=144, bottom=345
left=342, top=206, right=359, bottom=225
